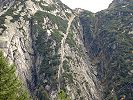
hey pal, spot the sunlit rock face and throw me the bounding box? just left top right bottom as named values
left=0, top=0, right=132, bottom=99
left=0, top=0, right=15, bottom=15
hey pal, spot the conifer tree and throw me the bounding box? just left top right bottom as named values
left=0, top=51, right=30, bottom=100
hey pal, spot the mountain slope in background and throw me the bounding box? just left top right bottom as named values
left=0, top=0, right=132, bottom=100
left=80, top=0, right=133, bottom=99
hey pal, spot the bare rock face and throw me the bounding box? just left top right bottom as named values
left=0, top=0, right=15, bottom=14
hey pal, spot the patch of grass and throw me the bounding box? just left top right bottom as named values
left=66, top=32, right=76, bottom=48
left=51, top=29, right=63, bottom=43
left=58, top=90, right=70, bottom=100
left=63, top=60, right=70, bottom=72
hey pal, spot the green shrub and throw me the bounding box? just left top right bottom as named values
left=63, top=60, right=70, bottom=72
left=58, top=90, right=70, bottom=100
left=35, top=86, right=50, bottom=100
left=11, top=15, right=20, bottom=22
left=51, top=29, right=63, bottom=43
left=66, top=32, right=76, bottom=48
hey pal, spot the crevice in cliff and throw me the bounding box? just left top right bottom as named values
left=29, top=18, right=38, bottom=90
left=79, top=11, right=104, bottom=99
left=57, top=14, right=75, bottom=91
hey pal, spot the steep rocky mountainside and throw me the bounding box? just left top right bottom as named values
left=0, top=0, right=101, bottom=99
left=0, top=0, right=132, bottom=100
left=79, top=0, right=133, bottom=99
